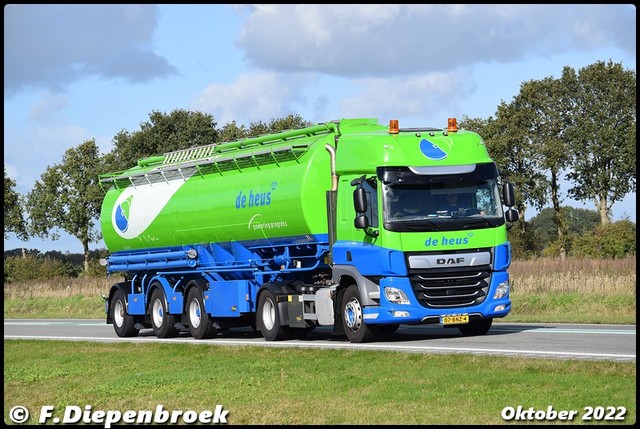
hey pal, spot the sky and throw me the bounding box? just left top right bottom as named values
left=4, top=4, right=637, bottom=254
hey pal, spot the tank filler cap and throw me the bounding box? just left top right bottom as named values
left=186, top=249, right=198, bottom=259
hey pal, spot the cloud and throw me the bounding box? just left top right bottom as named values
left=341, top=70, right=474, bottom=122
left=4, top=4, right=178, bottom=97
left=192, top=71, right=317, bottom=125
left=237, top=4, right=636, bottom=77
left=4, top=124, right=89, bottom=192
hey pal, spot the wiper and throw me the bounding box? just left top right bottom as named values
left=462, top=216, right=498, bottom=229
left=406, top=218, right=441, bottom=231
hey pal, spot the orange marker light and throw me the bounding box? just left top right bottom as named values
left=389, top=119, right=399, bottom=134
left=447, top=117, right=458, bottom=132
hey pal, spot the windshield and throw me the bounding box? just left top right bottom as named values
left=379, top=163, right=505, bottom=232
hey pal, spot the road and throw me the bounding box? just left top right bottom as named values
left=4, top=319, right=635, bottom=362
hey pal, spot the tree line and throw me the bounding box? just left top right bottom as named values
left=4, top=60, right=636, bottom=274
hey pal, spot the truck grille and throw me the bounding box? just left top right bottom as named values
left=410, top=265, right=491, bottom=308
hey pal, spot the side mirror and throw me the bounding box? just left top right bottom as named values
left=353, top=188, right=367, bottom=213
left=505, top=208, right=519, bottom=223
left=354, top=214, right=369, bottom=230
left=502, top=182, right=515, bottom=207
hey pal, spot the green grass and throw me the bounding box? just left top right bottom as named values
left=4, top=340, right=636, bottom=425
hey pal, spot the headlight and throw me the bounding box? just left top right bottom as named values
left=493, top=279, right=510, bottom=299
left=384, top=287, right=410, bottom=305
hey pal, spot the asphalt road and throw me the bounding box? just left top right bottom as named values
left=4, top=319, right=635, bottom=362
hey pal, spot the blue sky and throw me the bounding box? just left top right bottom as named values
left=4, top=4, right=637, bottom=254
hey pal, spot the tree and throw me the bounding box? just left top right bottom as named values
left=26, top=140, right=104, bottom=273
left=564, top=61, right=636, bottom=225
left=247, top=114, right=312, bottom=137
left=571, top=220, right=636, bottom=258
left=104, top=109, right=219, bottom=172
left=461, top=103, right=549, bottom=247
left=4, top=166, right=28, bottom=240
left=267, top=114, right=313, bottom=133
left=218, top=120, right=248, bottom=142
left=529, top=206, right=601, bottom=253
left=515, top=76, right=574, bottom=258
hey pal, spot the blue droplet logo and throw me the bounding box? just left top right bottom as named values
left=419, top=139, right=447, bottom=160
left=114, top=196, right=133, bottom=233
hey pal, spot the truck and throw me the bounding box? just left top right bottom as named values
left=100, top=117, right=519, bottom=343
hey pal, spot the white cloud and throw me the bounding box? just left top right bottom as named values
left=4, top=4, right=177, bottom=96
left=237, top=4, right=635, bottom=76
left=5, top=124, right=89, bottom=192
left=340, top=70, right=473, bottom=124
left=192, top=71, right=316, bottom=126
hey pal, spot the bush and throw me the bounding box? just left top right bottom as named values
left=3, top=255, right=81, bottom=283
left=571, top=220, right=636, bottom=258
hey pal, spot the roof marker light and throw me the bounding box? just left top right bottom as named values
left=447, top=117, right=458, bottom=133
left=389, top=119, right=399, bottom=134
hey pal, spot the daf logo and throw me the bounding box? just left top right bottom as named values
left=437, top=257, right=465, bottom=265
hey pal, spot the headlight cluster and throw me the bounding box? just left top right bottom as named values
left=384, top=287, right=410, bottom=305
left=493, top=279, right=510, bottom=299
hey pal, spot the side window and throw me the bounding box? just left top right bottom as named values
left=362, top=179, right=378, bottom=228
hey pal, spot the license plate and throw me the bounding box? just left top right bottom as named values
left=440, top=314, right=469, bottom=325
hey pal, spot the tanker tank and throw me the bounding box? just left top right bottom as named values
left=99, top=125, right=335, bottom=253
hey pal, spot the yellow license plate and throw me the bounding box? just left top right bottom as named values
left=440, top=315, right=469, bottom=325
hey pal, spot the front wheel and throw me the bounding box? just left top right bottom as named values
left=186, top=286, right=217, bottom=339
left=342, top=285, right=379, bottom=343
left=110, top=289, right=139, bottom=337
left=149, top=287, right=179, bottom=338
left=458, top=318, right=493, bottom=336
left=257, top=289, right=291, bottom=341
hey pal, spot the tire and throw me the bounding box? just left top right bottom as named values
left=110, top=289, right=139, bottom=337
left=149, top=287, right=179, bottom=338
left=186, top=286, right=217, bottom=339
left=457, top=318, right=493, bottom=336
left=257, top=289, right=291, bottom=341
left=342, top=284, right=379, bottom=343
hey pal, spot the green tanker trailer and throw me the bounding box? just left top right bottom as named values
left=100, top=117, right=518, bottom=343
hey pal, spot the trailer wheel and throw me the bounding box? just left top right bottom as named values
left=110, top=289, right=139, bottom=337
left=342, top=284, right=379, bottom=343
left=257, top=289, right=291, bottom=341
left=149, top=288, right=179, bottom=338
left=186, top=286, right=217, bottom=339
left=458, top=318, right=493, bottom=336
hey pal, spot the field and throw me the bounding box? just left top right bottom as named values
left=4, top=257, right=636, bottom=425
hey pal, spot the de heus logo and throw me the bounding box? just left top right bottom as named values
left=235, top=182, right=277, bottom=209
left=425, top=236, right=470, bottom=246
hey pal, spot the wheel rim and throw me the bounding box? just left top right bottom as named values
left=262, top=298, right=276, bottom=330
left=152, top=298, right=164, bottom=328
left=344, top=297, right=362, bottom=331
left=189, top=297, right=202, bottom=329
left=114, top=299, right=125, bottom=328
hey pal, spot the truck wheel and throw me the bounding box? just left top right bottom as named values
left=186, top=287, right=217, bottom=339
left=342, top=285, right=379, bottom=343
left=110, top=289, right=139, bottom=337
left=257, top=289, right=291, bottom=341
left=458, top=318, right=493, bottom=336
left=149, top=288, right=179, bottom=338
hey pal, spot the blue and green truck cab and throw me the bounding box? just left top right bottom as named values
left=100, top=117, right=519, bottom=343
